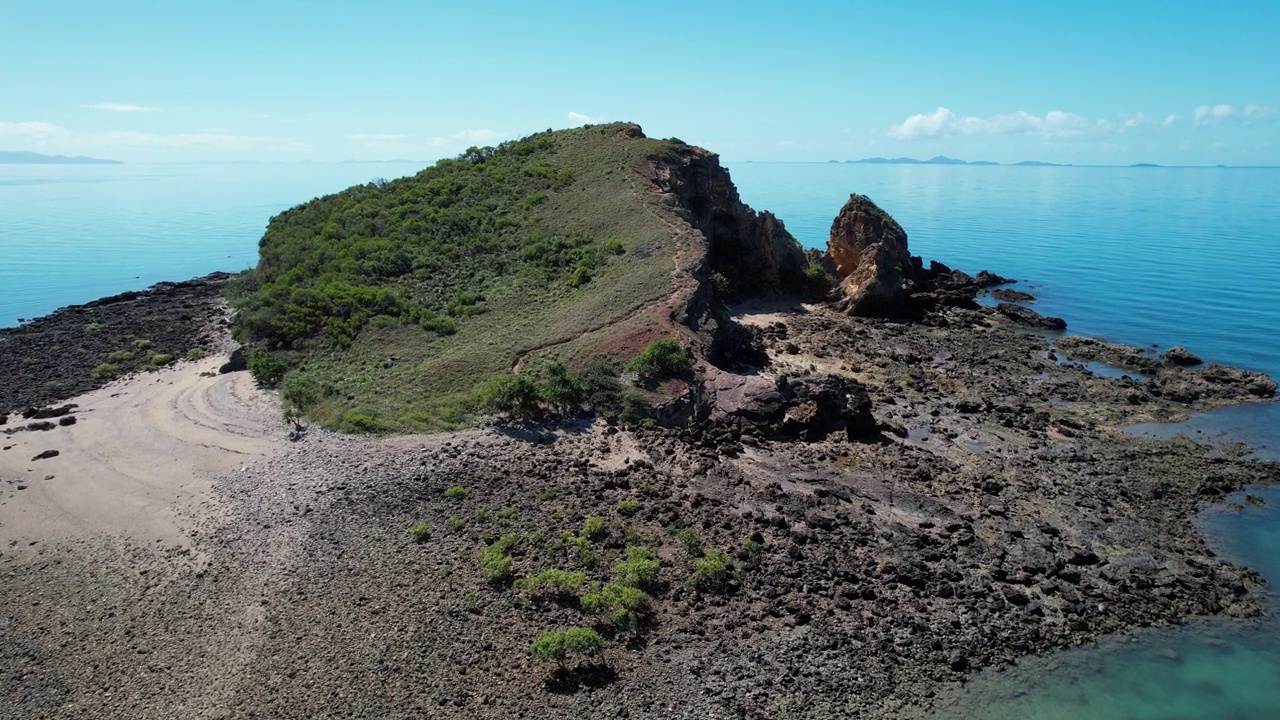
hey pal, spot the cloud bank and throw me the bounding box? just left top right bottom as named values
left=888, top=107, right=1090, bottom=140
left=86, top=102, right=160, bottom=112
left=1193, top=104, right=1275, bottom=126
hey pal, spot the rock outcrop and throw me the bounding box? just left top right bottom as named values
left=648, top=145, right=808, bottom=300
left=707, top=371, right=876, bottom=440
left=826, top=194, right=920, bottom=316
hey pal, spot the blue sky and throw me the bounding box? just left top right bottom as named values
left=2, top=1, right=1277, bottom=164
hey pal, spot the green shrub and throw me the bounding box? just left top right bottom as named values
left=581, top=582, right=652, bottom=631
left=475, top=506, right=491, bottom=522
left=445, top=485, right=467, bottom=499
left=539, top=362, right=585, bottom=415
left=740, top=537, right=764, bottom=563
left=581, top=515, right=607, bottom=541
left=801, top=262, right=836, bottom=297
left=132, top=338, right=153, bottom=350
left=559, top=532, right=594, bottom=566
left=626, top=339, right=692, bottom=382
left=530, top=627, right=603, bottom=666
left=340, top=411, right=387, bottom=433
left=611, top=546, right=660, bottom=589
left=409, top=521, right=431, bottom=542
left=474, top=374, right=541, bottom=418
left=447, top=516, right=465, bottom=532
left=248, top=349, right=289, bottom=388
left=84, top=322, right=103, bottom=333
left=107, top=349, right=133, bottom=363
left=90, top=363, right=119, bottom=380
left=616, top=499, right=641, bottom=516
left=516, top=569, right=586, bottom=598
left=150, top=353, right=174, bottom=366
left=281, top=373, right=320, bottom=410
left=186, top=348, right=207, bottom=361
left=604, top=236, right=625, bottom=255
left=478, top=534, right=518, bottom=584
left=671, top=526, right=703, bottom=556
left=578, top=363, right=625, bottom=418
left=691, top=549, right=732, bottom=592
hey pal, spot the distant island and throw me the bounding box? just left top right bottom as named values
left=835, top=155, right=1069, bottom=167
left=0, top=151, right=122, bottom=165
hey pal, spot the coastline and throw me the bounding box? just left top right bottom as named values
left=1, top=275, right=1278, bottom=718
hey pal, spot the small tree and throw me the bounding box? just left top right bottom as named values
left=626, top=339, right=693, bottom=383
left=475, top=374, right=541, bottom=418
left=539, top=362, right=585, bottom=415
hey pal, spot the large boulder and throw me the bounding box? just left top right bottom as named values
left=827, top=194, right=916, bottom=316
left=708, top=372, right=876, bottom=440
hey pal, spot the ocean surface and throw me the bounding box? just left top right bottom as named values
left=3, top=160, right=1279, bottom=717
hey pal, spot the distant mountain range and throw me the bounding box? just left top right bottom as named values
left=0, top=151, right=122, bottom=165
left=829, top=155, right=1071, bottom=167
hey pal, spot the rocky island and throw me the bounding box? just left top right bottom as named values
left=1, top=123, right=1276, bottom=719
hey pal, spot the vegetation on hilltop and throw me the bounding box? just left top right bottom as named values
left=226, top=123, right=800, bottom=432
left=227, top=123, right=695, bottom=431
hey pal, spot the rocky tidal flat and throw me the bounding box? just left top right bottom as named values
left=2, top=125, right=1278, bottom=719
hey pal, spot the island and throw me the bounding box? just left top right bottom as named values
left=0, top=123, right=1275, bottom=719
left=0, top=150, right=123, bottom=165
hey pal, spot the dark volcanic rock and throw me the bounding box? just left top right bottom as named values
left=709, top=371, right=875, bottom=440
left=1163, top=346, right=1203, bottom=367
left=997, top=303, right=1067, bottom=330
left=0, top=273, right=231, bottom=414
left=992, top=288, right=1036, bottom=303
left=31, top=449, right=59, bottom=461
left=219, top=347, right=248, bottom=374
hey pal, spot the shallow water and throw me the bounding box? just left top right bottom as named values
left=0, top=162, right=427, bottom=326
left=926, top=487, right=1280, bottom=720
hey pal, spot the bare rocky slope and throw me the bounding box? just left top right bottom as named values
left=2, top=129, right=1278, bottom=719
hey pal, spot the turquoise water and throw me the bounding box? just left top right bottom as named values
left=727, top=163, right=1280, bottom=718
left=0, top=162, right=427, bottom=325
left=3, top=161, right=1279, bottom=716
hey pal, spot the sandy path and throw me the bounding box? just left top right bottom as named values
left=0, top=355, right=282, bottom=548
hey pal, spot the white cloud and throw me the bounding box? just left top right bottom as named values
left=887, top=107, right=1090, bottom=140
left=349, top=133, right=407, bottom=141
left=86, top=102, right=159, bottom=112
left=1193, top=104, right=1275, bottom=127
left=1243, top=104, right=1276, bottom=121
left=0, top=120, right=309, bottom=160
left=1194, top=104, right=1236, bottom=126
left=1162, top=114, right=1180, bottom=128
left=567, top=111, right=600, bottom=125
left=1122, top=112, right=1146, bottom=128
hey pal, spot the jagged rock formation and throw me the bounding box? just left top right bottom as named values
left=706, top=371, right=876, bottom=441
left=826, top=194, right=920, bottom=316
left=648, top=143, right=808, bottom=300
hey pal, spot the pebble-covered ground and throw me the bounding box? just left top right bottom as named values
left=1, top=300, right=1277, bottom=719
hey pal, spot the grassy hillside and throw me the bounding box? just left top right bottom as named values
left=228, top=123, right=713, bottom=431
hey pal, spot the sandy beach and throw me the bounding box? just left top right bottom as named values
left=1, top=355, right=282, bottom=549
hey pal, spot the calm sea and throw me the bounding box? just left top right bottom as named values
left=3, top=160, right=1279, bottom=717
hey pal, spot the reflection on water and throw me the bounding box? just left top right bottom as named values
left=928, top=487, right=1280, bottom=719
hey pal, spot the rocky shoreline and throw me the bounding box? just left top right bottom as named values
left=2, top=274, right=1278, bottom=718
left=0, top=273, right=234, bottom=417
